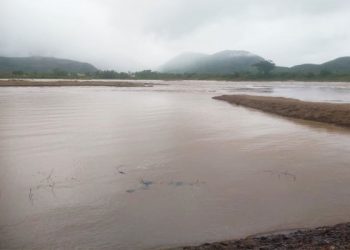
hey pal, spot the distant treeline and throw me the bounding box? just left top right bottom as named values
left=1, top=69, right=350, bottom=82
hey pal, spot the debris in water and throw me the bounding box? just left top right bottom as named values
left=116, top=166, right=127, bottom=175
left=28, top=188, right=34, bottom=205
left=263, top=170, right=296, bottom=181
left=140, top=178, right=154, bottom=188
left=167, top=181, right=185, bottom=187
left=168, top=180, right=205, bottom=187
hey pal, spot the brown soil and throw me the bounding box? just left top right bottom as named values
left=0, top=80, right=152, bottom=87
left=175, top=223, right=350, bottom=249
left=213, top=94, right=350, bottom=127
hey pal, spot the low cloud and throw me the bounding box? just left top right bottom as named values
left=1, top=0, right=350, bottom=71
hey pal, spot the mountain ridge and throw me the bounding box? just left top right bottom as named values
left=160, top=51, right=350, bottom=75
left=291, top=57, right=350, bottom=74
left=1, top=53, right=350, bottom=76
left=0, top=56, right=98, bottom=73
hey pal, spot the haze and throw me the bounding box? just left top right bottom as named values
left=1, top=0, right=350, bottom=71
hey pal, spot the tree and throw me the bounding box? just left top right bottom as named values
left=253, top=60, right=275, bottom=75
left=320, top=69, right=332, bottom=77
left=12, top=70, right=24, bottom=76
left=52, top=68, right=68, bottom=77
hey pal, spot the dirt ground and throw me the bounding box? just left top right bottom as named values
left=174, top=223, right=350, bottom=250
left=0, top=79, right=152, bottom=87
left=213, top=94, right=350, bottom=127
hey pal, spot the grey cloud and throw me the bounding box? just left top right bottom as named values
left=1, top=0, right=350, bottom=71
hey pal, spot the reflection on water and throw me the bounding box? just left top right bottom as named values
left=0, top=81, right=350, bottom=249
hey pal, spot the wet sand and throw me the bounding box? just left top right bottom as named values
left=213, top=94, right=350, bottom=127
left=176, top=222, right=350, bottom=249
left=0, top=79, right=152, bottom=87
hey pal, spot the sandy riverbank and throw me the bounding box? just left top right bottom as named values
left=0, top=79, right=153, bottom=87
left=175, top=222, right=350, bottom=249
left=213, top=94, right=350, bottom=127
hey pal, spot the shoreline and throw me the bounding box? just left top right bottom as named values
left=0, top=80, right=153, bottom=87
left=2, top=78, right=350, bottom=84
left=175, top=222, right=350, bottom=249
left=213, top=94, right=350, bottom=128
left=1, top=77, right=350, bottom=83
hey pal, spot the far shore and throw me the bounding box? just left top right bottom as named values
left=213, top=94, right=350, bottom=128
left=0, top=79, right=153, bottom=87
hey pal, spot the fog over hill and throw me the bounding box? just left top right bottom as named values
left=160, top=50, right=350, bottom=75
left=1, top=52, right=350, bottom=76
left=160, top=50, right=264, bottom=74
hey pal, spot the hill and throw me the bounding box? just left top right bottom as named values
left=160, top=50, right=264, bottom=75
left=291, top=57, right=350, bottom=74
left=0, top=56, right=98, bottom=73
left=161, top=50, right=350, bottom=76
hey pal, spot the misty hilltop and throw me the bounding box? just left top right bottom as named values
left=160, top=50, right=264, bottom=75
left=0, top=56, right=98, bottom=74
left=159, top=50, right=350, bottom=76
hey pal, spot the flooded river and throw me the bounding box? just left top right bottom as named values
left=1, top=81, right=350, bottom=249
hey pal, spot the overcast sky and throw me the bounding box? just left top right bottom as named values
left=1, top=0, right=350, bottom=71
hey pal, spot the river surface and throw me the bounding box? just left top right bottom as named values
left=1, top=81, right=350, bottom=249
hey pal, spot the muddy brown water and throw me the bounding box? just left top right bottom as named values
left=1, top=81, right=350, bottom=249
